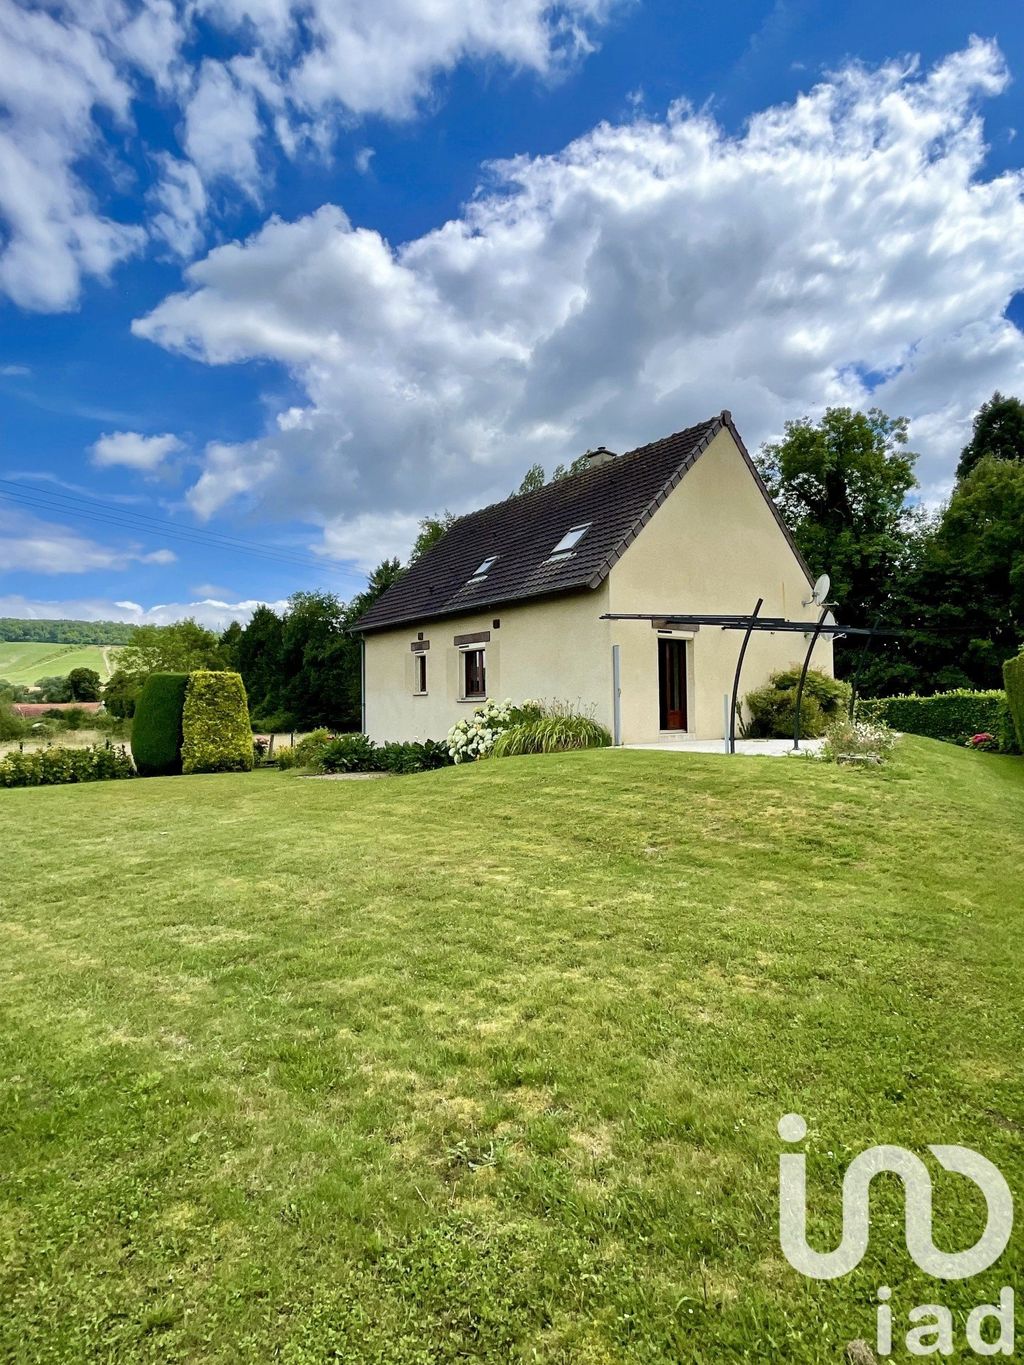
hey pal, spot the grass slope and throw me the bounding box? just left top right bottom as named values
left=1, top=740, right=1022, bottom=1363
left=0, top=641, right=119, bottom=686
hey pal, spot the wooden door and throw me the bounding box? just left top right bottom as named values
left=658, top=638, right=687, bottom=731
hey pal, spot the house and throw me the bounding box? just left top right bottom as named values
left=355, top=412, right=833, bottom=744
left=12, top=701, right=104, bottom=719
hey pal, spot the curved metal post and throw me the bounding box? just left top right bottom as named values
left=729, top=597, right=763, bottom=754
left=793, top=604, right=831, bottom=750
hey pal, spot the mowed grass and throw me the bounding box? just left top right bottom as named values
left=0, top=641, right=119, bottom=687
left=1, top=739, right=1022, bottom=1363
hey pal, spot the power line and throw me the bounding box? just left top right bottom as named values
left=0, top=481, right=354, bottom=578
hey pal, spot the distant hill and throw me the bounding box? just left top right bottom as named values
left=0, top=642, right=122, bottom=687
left=0, top=618, right=136, bottom=646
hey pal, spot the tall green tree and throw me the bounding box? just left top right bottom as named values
left=279, top=591, right=351, bottom=730
left=921, top=456, right=1024, bottom=687
left=234, top=605, right=285, bottom=720
left=757, top=407, right=920, bottom=639
left=118, top=619, right=226, bottom=682
left=955, top=392, right=1024, bottom=482
left=65, top=667, right=102, bottom=701
left=410, top=513, right=456, bottom=562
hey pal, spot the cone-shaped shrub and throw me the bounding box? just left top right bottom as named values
left=181, top=671, right=254, bottom=774
left=131, top=672, right=189, bottom=776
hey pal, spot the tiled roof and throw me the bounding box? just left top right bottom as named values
left=355, top=411, right=810, bottom=632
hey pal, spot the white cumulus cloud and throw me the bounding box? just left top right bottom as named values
left=91, top=430, right=185, bottom=471
left=133, top=39, right=1024, bottom=561
left=0, top=0, right=615, bottom=308
left=0, top=505, right=176, bottom=574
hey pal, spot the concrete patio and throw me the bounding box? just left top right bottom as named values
left=623, top=737, right=825, bottom=756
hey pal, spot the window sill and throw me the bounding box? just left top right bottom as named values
left=458, top=696, right=486, bottom=704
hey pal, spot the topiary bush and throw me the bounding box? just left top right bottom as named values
left=181, top=671, right=254, bottom=774
left=0, top=744, right=135, bottom=788
left=492, top=714, right=612, bottom=757
left=1003, top=653, right=1024, bottom=752
left=131, top=672, right=189, bottom=776
left=857, top=690, right=1019, bottom=753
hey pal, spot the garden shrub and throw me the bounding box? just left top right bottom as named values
left=132, top=672, right=189, bottom=776
left=375, top=739, right=453, bottom=773
left=181, top=671, right=254, bottom=774
left=319, top=733, right=379, bottom=773
left=0, top=704, right=26, bottom=741
left=742, top=684, right=826, bottom=740
left=857, top=690, right=1019, bottom=753
left=492, top=713, right=612, bottom=757
left=446, top=698, right=544, bottom=763
left=762, top=667, right=851, bottom=716
left=0, top=744, right=135, bottom=788
left=819, top=716, right=898, bottom=766
left=1004, top=653, right=1024, bottom=752
left=280, top=728, right=334, bottom=770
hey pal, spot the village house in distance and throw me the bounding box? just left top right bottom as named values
left=355, top=412, right=833, bottom=745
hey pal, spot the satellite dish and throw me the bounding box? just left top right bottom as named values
left=803, top=573, right=831, bottom=607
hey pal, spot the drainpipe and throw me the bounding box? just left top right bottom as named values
left=612, top=644, right=622, bottom=746
left=360, top=636, right=366, bottom=735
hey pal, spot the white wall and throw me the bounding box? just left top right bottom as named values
left=363, top=584, right=612, bottom=743
left=606, top=427, right=832, bottom=740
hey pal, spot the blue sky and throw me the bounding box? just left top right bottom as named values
left=1, top=0, right=1023, bottom=627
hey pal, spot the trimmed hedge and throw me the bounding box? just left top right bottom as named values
left=1004, top=654, right=1024, bottom=752
left=132, top=672, right=189, bottom=776
left=0, top=744, right=134, bottom=788
left=857, top=690, right=1019, bottom=753
left=181, top=671, right=254, bottom=774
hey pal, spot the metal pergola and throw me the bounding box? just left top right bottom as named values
left=601, top=606, right=904, bottom=752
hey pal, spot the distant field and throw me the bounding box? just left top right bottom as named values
left=0, top=641, right=120, bottom=686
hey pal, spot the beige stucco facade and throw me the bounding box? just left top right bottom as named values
left=362, top=428, right=833, bottom=744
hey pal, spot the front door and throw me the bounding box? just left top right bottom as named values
left=658, top=637, right=687, bottom=731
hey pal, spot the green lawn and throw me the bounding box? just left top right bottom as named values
left=2, top=740, right=1022, bottom=1362
left=0, top=641, right=119, bottom=687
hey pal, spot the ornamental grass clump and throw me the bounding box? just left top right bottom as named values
left=492, top=712, right=612, bottom=757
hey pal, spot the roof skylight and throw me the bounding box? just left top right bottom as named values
left=468, top=554, right=498, bottom=583
left=547, top=523, right=591, bottom=561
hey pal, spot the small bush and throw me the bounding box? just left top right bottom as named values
left=447, top=698, right=543, bottom=763
left=283, top=729, right=334, bottom=770
left=492, top=714, right=612, bottom=757
left=857, top=690, right=1019, bottom=753
left=764, top=668, right=851, bottom=716
left=965, top=732, right=1000, bottom=753
left=820, top=716, right=898, bottom=766
left=0, top=704, right=27, bottom=741
left=181, top=672, right=254, bottom=775
left=375, top=740, right=453, bottom=774
left=132, top=673, right=189, bottom=776
left=742, top=685, right=825, bottom=740
left=319, top=733, right=378, bottom=773
left=0, top=744, right=135, bottom=788
left=1004, top=653, right=1024, bottom=752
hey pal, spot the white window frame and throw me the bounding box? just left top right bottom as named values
left=547, top=522, right=591, bottom=561
left=413, top=651, right=428, bottom=696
